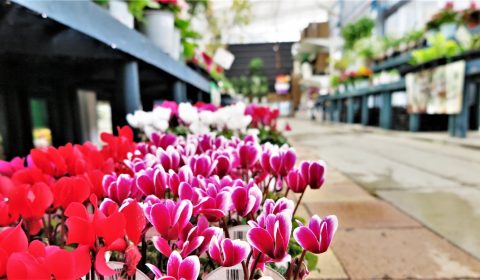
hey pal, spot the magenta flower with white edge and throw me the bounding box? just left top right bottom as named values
left=188, top=154, right=216, bottom=177
left=231, top=181, right=262, bottom=217
left=156, top=146, right=181, bottom=172
left=262, top=197, right=294, bottom=217
left=208, top=235, right=251, bottom=267
left=247, top=212, right=292, bottom=262
left=269, top=146, right=296, bottom=178
left=102, top=173, right=137, bottom=204
left=134, top=167, right=167, bottom=198
left=238, top=142, right=260, bottom=169
left=300, top=160, right=326, bottom=190
left=147, top=251, right=200, bottom=280
left=293, top=215, right=338, bottom=254
left=144, top=199, right=193, bottom=240
left=286, top=169, right=307, bottom=194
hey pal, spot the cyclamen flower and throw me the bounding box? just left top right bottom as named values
left=8, top=182, right=53, bottom=234
left=294, top=215, right=338, bottom=254
left=238, top=142, right=259, bottom=169
left=247, top=212, right=292, bottom=262
left=262, top=198, right=294, bottom=217
left=144, top=199, right=193, bottom=240
left=135, top=167, right=167, bottom=198
left=0, top=223, right=28, bottom=276
left=51, top=176, right=91, bottom=209
left=286, top=169, right=307, bottom=193
left=300, top=161, right=326, bottom=189
left=0, top=157, right=24, bottom=177
left=208, top=236, right=251, bottom=267
left=102, top=173, right=136, bottom=204
left=156, top=146, right=181, bottom=171
left=269, top=147, right=296, bottom=178
left=147, top=251, right=200, bottom=280
left=6, top=240, right=91, bottom=280
left=231, top=182, right=262, bottom=217
left=189, top=155, right=215, bottom=177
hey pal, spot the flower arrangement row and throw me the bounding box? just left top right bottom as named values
left=0, top=106, right=336, bottom=279
left=127, top=101, right=289, bottom=146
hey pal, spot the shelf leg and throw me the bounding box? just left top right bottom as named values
left=380, top=92, right=392, bottom=129
left=449, top=81, right=474, bottom=138
left=113, top=61, right=142, bottom=128
left=173, top=81, right=187, bottom=103
left=361, top=95, right=369, bottom=125
left=347, top=97, right=354, bottom=123
left=409, top=113, right=420, bottom=132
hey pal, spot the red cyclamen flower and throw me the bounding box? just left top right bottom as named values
left=293, top=215, right=338, bottom=254
left=51, top=176, right=91, bottom=209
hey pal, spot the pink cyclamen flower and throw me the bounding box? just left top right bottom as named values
left=102, top=173, right=136, bottom=204
left=300, top=161, right=326, bottom=189
left=135, top=167, right=167, bottom=198
left=189, top=155, right=215, bottom=177
left=208, top=236, right=251, bottom=267
left=269, top=147, right=296, bottom=178
left=231, top=182, right=262, bottom=217
left=147, top=251, right=200, bottom=280
left=238, top=142, right=259, bottom=169
left=144, top=200, right=193, bottom=240
left=0, top=157, right=24, bottom=177
left=247, top=212, right=292, bottom=262
left=286, top=169, right=307, bottom=193
left=262, top=198, right=294, bottom=217
left=156, top=146, right=181, bottom=172
left=294, top=215, right=338, bottom=254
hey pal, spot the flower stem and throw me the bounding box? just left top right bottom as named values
left=242, top=260, right=248, bottom=280
left=249, top=253, right=262, bottom=280
left=292, top=189, right=306, bottom=218
left=285, top=187, right=290, bottom=198
left=221, top=217, right=230, bottom=239
left=293, top=250, right=307, bottom=280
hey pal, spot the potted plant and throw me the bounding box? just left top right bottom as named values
left=131, top=0, right=180, bottom=55
left=462, top=1, right=480, bottom=28
left=426, top=1, right=460, bottom=39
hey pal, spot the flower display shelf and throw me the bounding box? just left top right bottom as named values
left=322, top=79, right=406, bottom=101
left=9, top=0, right=210, bottom=92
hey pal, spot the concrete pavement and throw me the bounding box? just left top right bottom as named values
left=283, top=116, right=480, bottom=279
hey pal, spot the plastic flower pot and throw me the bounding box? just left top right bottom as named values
left=204, top=265, right=286, bottom=280
left=81, top=261, right=149, bottom=280
left=170, top=28, right=181, bottom=60
left=440, top=23, right=458, bottom=40
left=108, top=0, right=134, bottom=29
left=142, top=10, right=175, bottom=55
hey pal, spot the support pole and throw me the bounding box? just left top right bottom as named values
left=173, top=81, right=187, bottom=103
left=409, top=113, right=420, bottom=132
left=380, top=92, right=392, bottom=129
left=361, top=95, right=369, bottom=125
left=449, top=81, right=473, bottom=138
left=113, top=61, right=142, bottom=128
left=347, top=97, right=354, bottom=123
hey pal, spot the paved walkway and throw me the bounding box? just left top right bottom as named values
left=283, top=117, right=480, bottom=279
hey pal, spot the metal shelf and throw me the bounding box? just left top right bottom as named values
left=11, top=0, right=210, bottom=92
left=320, top=79, right=406, bottom=101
